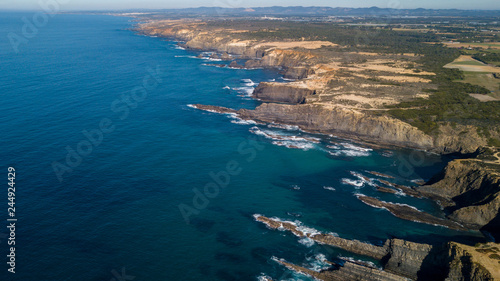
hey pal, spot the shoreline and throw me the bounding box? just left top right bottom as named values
left=134, top=18, right=498, bottom=234
left=131, top=17, right=500, bottom=279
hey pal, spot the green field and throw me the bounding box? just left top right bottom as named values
left=458, top=72, right=500, bottom=98
left=452, top=60, right=485, bottom=66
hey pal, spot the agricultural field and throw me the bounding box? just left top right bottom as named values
left=443, top=56, right=500, bottom=100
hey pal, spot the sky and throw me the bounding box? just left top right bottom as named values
left=1, top=0, right=500, bottom=11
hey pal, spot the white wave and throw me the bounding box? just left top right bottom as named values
left=272, top=141, right=315, bottom=150
left=298, top=237, right=315, bottom=247
left=329, top=150, right=371, bottom=157
left=186, top=104, right=225, bottom=114
left=230, top=118, right=258, bottom=125
left=241, top=78, right=257, bottom=87
left=350, top=171, right=377, bottom=187
left=271, top=256, right=285, bottom=263
left=323, top=186, right=336, bottom=191
left=381, top=151, right=394, bottom=157
left=174, top=45, right=186, bottom=50
left=174, top=55, right=198, bottom=59
left=328, top=142, right=373, bottom=157
left=268, top=123, right=301, bottom=131
left=257, top=273, right=273, bottom=281
left=257, top=215, right=322, bottom=238
left=253, top=214, right=263, bottom=220
left=341, top=178, right=364, bottom=188
left=339, top=256, right=381, bottom=270
left=233, top=86, right=255, bottom=96
left=291, top=185, right=301, bottom=190
left=282, top=77, right=295, bottom=81
left=326, top=144, right=341, bottom=150
left=222, top=86, right=231, bottom=90
left=249, top=127, right=319, bottom=149
left=204, top=57, right=222, bottom=61
left=306, top=253, right=331, bottom=272
left=341, top=143, right=373, bottom=152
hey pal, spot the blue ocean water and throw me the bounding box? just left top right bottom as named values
left=0, top=13, right=486, bottom=280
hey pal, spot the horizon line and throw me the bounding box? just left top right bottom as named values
left=1, top=6, right=500, bottom=12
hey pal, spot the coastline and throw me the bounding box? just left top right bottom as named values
left=131, top=17, right=500, bottom=280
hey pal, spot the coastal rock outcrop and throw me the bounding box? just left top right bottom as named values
left=276, top=259, right=409, bottom=281
left=417, top=159, right=500, bottom=237
left=356, top=195, right=467, bottom=231
left=434, top=124, right=488, bottom=154
left=239, top=103, right=435, bottom=151
left=252, top=82, right=316, bottom=104
left=283, top=66, right=315, bottom=80
left=255, top=215, right=500, bottom=281
left=445, top=242, right=497, bottom=281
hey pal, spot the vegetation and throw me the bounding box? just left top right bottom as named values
left=207, top=19, right=500, bottom=139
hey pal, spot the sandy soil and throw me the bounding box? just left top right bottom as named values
left=456, top=243, right=500, bottom=280
left=379, top=75, right=432, bottom=83
left=254, top=40, right=337, bottom=50
left=330, top=94, right=398, bottom=107
left=445, top=55, right=500, bottom=73
left=469, top=94, right=500, bottom=102
left=444, top=42, right=500, bottom=50
left=354, top=63, right=435, bottom=76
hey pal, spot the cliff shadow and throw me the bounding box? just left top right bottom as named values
left=481, top=210, right=500, bottom=241
left=416, top=243, right=450, bottom=281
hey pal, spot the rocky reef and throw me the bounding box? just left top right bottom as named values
left=255, top=215, right=500, bottom=281
left=356, top=195, right=467, bottom=231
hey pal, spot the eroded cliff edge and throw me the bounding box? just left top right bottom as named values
left=417, top=157, right=500, bottom=238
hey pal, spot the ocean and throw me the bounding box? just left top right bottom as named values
left=0, top=13, right=486, bottom=280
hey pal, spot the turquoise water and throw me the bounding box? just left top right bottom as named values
left=0, top=13, right=486, bottom=280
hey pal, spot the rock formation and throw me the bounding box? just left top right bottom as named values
left=252, top=82, right=316, bottom=104
left=417, top=159, right=500, bottom=238
left=356, top=195, right=467, bottom=231
left=255, top=215, right=500, bottom=281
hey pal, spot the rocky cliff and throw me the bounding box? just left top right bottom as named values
left=445, top=242, right=498, bottom=281
left=252, top=82, right=316, bottom=104
left=417, top=159, right=500, bottom=237
left=239, top=103, right=435, bottom=151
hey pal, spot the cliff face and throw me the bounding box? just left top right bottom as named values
left=239, top=103, right=435, bottom=150
left=418, top=160, right=500, bottom=235
left=434, top=124, right=488, bottom=154
left=445, top=242, right=497, bottom=281
left=253, top=82, right=316, bottom=104
left=283, top=66, right=315, bottom=79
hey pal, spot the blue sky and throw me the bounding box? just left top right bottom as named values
left=2, top=0, right=500, bottom=11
